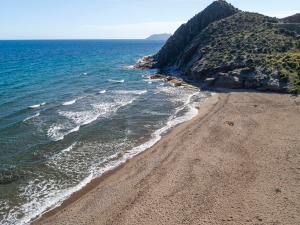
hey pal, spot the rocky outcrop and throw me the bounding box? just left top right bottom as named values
left=202, top=68, right=288, bottom=92
left=134, top=55, right=155, bottom=69
left=147, top=74, right=197, bottom=89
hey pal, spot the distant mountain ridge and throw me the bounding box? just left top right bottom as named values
left=141, top=0, right=300, bottom=93
left=146, top=33, right=172, bottom=40
left=282, top=13, right=300, bottom=23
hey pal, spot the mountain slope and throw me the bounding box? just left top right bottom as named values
left=152, top=1, right=300, bottom=92
left=154, top=0, right=239, bottom=68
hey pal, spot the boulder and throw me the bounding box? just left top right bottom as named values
left=214, top=73, right=243, bottom=89
left=204, top=78, right=216, bottom=87
left=150, top=74, right=165, bottom=79
left=170, top=79, right=182, bottom=87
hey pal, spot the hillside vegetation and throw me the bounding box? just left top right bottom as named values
left=152, top=1, right=300, bottom=93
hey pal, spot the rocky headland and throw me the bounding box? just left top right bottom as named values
left=139, top=0, right=300, bottom=93
left=146, top=33, right=172, bottom=40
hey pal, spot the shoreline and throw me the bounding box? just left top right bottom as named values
left=32, top=91, right=218, bottom=224
left=34, top=91, right=300, bottom=225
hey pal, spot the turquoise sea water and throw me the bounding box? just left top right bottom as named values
left=0, top=40, right=211, bottom=224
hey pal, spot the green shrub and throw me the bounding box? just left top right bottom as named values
left=291, top=86, right=300, bottom=93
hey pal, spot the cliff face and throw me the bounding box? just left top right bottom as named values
left=152, top=1, right=300, bottom=93
left=154, top=0, right=239, bottom=68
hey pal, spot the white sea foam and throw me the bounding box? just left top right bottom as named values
left=51, top=86, right=190, bottom=144
left=47, top=91, right=149, bottom=142
left=47, top=124, right=81, bottom=142
left=108, top=79, right=125, bottom=83
left=23, top=112, right=40, bottom=122
left=30, top=104, right=40, bottom=109
left=122, top=65, right=135, bottom=70
left=157, top=85, right=188, bottom=95
left=60, top=106, right=108, bottom=125
left=114, top=97, right=139, bottom=107
left=47, top=102, right=118, bottom=141
left=113, top=90, right=147, bottom=95
left=62, top=99, right=77, bottom=106
left=9, top=173, right=94, bottom=225
left=62, top=142, right=77, bottom=152
left=47, top=125, right=65, bottom=141
left=143, top=110, right=169, bottom=116
left=143, top=78, right=162, bottom=84
left=69, top=126, right=80, bottom=133
left=99, top=90, right=106, bottom=94
left=144, top=77, right=162, bottom=82
left=29, top=102, right=45, bottom=109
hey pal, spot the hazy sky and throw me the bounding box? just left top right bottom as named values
left=1, top=0, right=299, bottom=40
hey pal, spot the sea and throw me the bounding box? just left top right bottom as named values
left=0, top=40, right=211, bottom=224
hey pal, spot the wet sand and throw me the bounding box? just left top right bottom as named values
left=34, top=91, right=300, bottom=225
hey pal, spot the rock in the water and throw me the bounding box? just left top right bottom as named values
left=146, top=73, right=196, bottom=89
left=134, top=55, right=155, bottom=69
left=149, top=74, right=166, bottom=79
left=164, top=76, right=173, bottom=82
left=170, top=79, right=182, bottom=87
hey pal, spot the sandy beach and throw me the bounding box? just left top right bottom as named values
left=34, top=91, right=300, bottom=225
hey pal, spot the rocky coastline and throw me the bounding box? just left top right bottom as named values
left=136, top=55, right=290, bottom=92
left=136, top=1, right=300, bottom=93
left=133, top=55, right=156, bottom=70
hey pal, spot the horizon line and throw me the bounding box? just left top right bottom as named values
left=0, top=38, right=168, bottom=41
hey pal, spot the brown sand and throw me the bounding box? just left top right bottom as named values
left=34, top=91, right=300, bottom=225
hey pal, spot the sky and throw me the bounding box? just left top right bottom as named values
left=0, top=0, right=299, bottom=40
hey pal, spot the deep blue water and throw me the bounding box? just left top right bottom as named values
left=0, top=40, right=211, bottom=224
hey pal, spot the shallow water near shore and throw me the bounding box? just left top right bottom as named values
left=0, top=40, right=212, bottom=224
